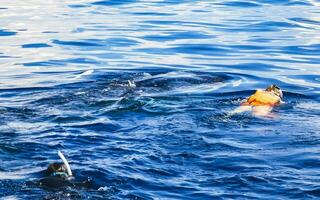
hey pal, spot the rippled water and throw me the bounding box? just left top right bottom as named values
left=1, top=0, right=320, bottom=199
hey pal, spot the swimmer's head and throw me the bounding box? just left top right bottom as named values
left=45, top=163, right=69, bottom=178
left=265, top=84, right=283, bottom=99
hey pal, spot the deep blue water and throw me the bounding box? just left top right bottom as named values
left=0, top=0, right=320, bottom=199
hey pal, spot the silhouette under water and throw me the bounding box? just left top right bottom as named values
left=0, top=0, right=320, bottom=199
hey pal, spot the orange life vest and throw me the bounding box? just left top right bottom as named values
left=242, top=90, right=281, bottom=106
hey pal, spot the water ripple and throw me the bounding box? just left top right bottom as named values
left=0, top=0, right=320, bottom=199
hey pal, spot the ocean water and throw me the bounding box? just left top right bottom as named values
left=0, top=0, right=320, bottom=199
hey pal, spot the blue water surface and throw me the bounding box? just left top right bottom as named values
left=0, top=0, right=320, bottom=199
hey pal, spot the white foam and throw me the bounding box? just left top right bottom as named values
left=228, top=106, right=252, bottom=116
left=309, top=0, right=320, bottom=6
left=0, top=167, right=42, bottom=180
left=0, top=195, right=20, bottom=200
left=74, top=69, right=94, bottom=79
left=0, top=172, right=27, bottom=180
left=295, top=102, right=320, bottom=111
left=98, top=186, right=111, bottom=191
left=128, top=80, right=136, bottom=88
left=252, top=106, right=273, bottom=117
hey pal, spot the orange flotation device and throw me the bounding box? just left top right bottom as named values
left=242, top=89, right=281, bottom=106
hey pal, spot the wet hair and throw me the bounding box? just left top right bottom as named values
left=45, top=163, right=68, bottom=177
left=265, top=84, right=283, bottom=99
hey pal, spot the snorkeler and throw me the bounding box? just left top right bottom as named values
left=242, top=84, right=283, bottom=107
left=231, top=84, right=283, bottom=117
left=39, top=151, right=73, bottom=188
left=35, top=151, right=93, bottom=193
